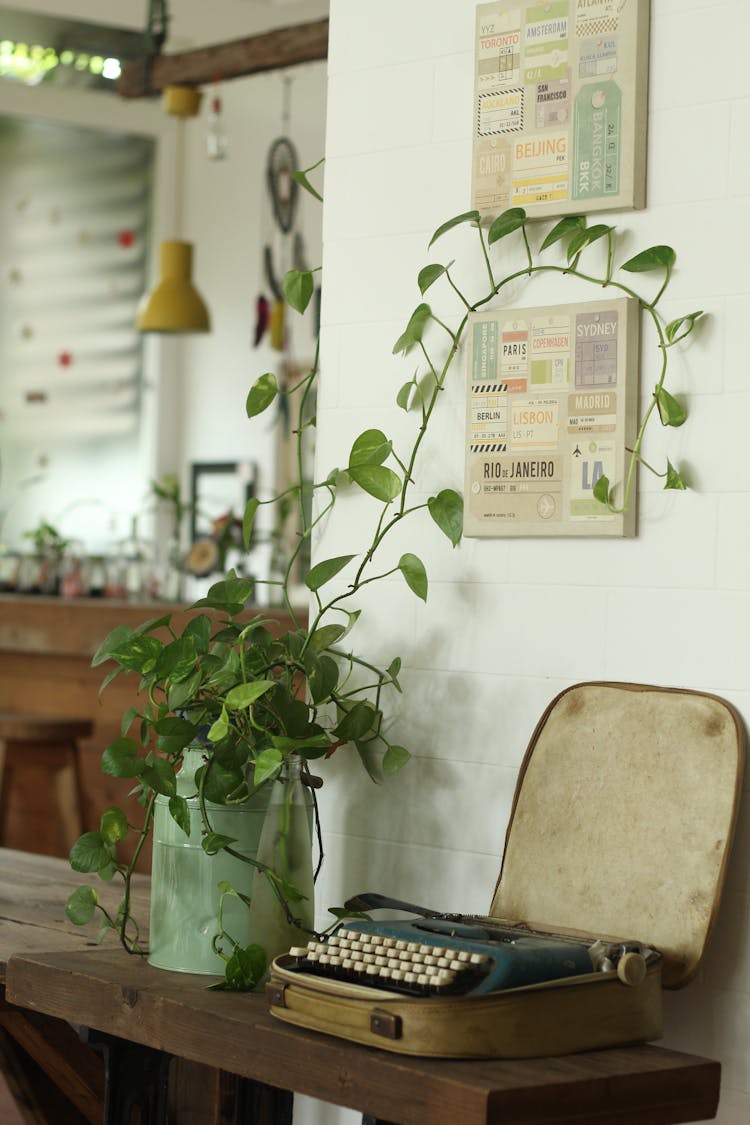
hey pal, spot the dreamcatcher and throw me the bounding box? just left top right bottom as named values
left=253, top=75, right=316, bottom=353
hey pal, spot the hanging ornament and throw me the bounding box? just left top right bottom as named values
left=253, top=294, right=270, bottom=347
left=266, top=75, right=299, bottom=234
left=206, top=77, right=228, bottom=161
left=118, top=230, right=136, bottom=248
left=57, top=350, right=73, bottom=367
left=266, top=137, right=299, bottom=234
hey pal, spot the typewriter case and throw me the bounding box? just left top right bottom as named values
left=268, top=682, right=745, bottom=1058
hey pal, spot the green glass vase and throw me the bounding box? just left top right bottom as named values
left=148, top=747, right=270, bottom=974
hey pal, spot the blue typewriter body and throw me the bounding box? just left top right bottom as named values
left=284, top=916, right=595, bottom=997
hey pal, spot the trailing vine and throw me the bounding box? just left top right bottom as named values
left=65, top=194, right=696, bottom=990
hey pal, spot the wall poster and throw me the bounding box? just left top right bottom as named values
left=463, top=297, right=639, bottom=537
left=472, top=0, right=650, bottom=220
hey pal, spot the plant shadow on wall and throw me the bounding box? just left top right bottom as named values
left=65, top=186, right=699, bottom=990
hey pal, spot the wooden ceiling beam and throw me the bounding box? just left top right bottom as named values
left=117, top=17, right=329, bottom=99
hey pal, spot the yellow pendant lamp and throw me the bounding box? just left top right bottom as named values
left=137, top=85, right=211, bottom=333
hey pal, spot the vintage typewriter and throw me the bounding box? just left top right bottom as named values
left=273, top=892, right=655, bottom=998
left=268, top=683, right=744, bottom=1059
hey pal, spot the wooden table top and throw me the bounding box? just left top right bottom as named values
left=0, top=850, right=722, bottom=1125
left=0, top=847, right=150, bottom=985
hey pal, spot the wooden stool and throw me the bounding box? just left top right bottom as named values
left=0, top=714, right=92, bottom=857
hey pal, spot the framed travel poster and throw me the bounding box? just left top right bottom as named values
left=471, top=0, right=650, bottom=219
left=463, top=297, right=639, bottom=537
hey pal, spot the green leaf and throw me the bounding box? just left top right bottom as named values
left=305, top=554, right=356, bottom=592
left=141, top=758, right=177, bottom=798
left=349, top=429, right=392, bottom=469
left=539, top=215, right=586, bottom=252
left=65, top=885, right=98, bottom=925
left=392, top=303, right=432, bottom=356
left=271, top=732, right=331, bottom=756
left=307, top=654, right=340, bottom=704
left=201, top=833, right=236, bottom=856
left=100, top=807, right=128, bottom=844
left=396, top=380, right=417, bottom=411
left=334, top=701, right=378, bottom=742
left=101, top=739, right=143, bottom=779
left=398, top=553, right=428, bottom=602
left=167, top=670, right=202, bottom=713
left=567, top=224, right=613, bottom=264
left=243, top=497, right=261, bottom=549
left=283, top=268, right=314, bottom=314
left=214, top=943, right=267, bottom=991
left=427, top=488, right=463, bottom=547
left=664, top=460, right=688, bottom=490
left=593, top=474, right=611, bottom=506
left=182, top=614, right=211, bottom=653
left=120, top=706, right=139, bottom=737
left=417, top=261, right=452, bottom=295
left=202, top=761, right=245, bottom=803
left=348, top=464, right=401, bottom=502
left=386, top=657, right=402, bottom=693
left=168, top=795, right=191, bottom=836
left=246, top=372, right=278, bottom=418
left=291, top=156, right=324, bottom=202
left=254, top=748, right=283, bottom=786
left=428, top=210, right=480, bottom=248
left=193, top=575, right=254, bottom=616
left=224, top=680, right=276, bottom=710
left=383, top=744, right=411, bottom=776
left=487, top=207, right=526, bottom=245
left=655, top=385, right=687, bottom=427
left=69, top=832, right=113, bottom=874
left=621, top=245, right=676, bottom=273
left=97, top=633, right=163, bottom=676
left=306, top=623, right=346, bottom=654
left=665, top=310, right=703, bottom=345
left=208, top=709, right=229, bottom=743
left=91, top=625, right=133, bottom=668
left=155, top=637, right=197, bottom=682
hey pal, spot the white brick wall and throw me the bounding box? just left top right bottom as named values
left=306, top=2, right=750, bottom=1123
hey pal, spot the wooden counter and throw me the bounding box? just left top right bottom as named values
left=0, top=595, right=303, bottom=865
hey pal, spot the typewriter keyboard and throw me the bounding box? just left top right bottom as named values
left=286, top=927, right=492, bottom=995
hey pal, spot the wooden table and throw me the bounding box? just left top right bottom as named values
left=1, top=850, right=722, bottom=1125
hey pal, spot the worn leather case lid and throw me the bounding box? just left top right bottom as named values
left=490, top=682, right=745, bottom=988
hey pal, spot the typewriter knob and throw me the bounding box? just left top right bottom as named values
left=617, top=951, right=647, bottom=987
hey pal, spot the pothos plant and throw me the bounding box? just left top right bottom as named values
left=65, top=193, right=696, bottom=989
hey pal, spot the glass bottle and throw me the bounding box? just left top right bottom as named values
left=247, top=755, right=315, bottom=978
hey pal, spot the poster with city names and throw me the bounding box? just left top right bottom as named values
left=463, top=297, right=639, bottom=537
left=472, top=0, right=650, bottom=220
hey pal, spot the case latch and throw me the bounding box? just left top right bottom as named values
left=370, top=1008, right=402, bottom=1040
left=266, top=981, right=287, bottom=1008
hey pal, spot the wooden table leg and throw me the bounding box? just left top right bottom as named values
left=233, top=1077, right=293, bottom=1125
left=83, top=1029, right=170, bottom=1125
